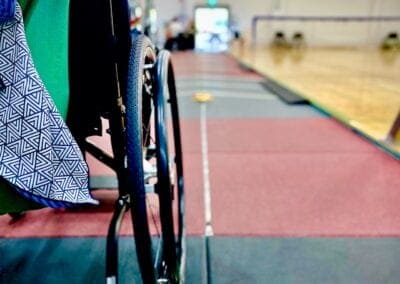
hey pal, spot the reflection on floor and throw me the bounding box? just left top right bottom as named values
left=230, top=42, right=400, bottom=157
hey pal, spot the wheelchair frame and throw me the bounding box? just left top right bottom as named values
left=13, top=0, right=186, bottom=283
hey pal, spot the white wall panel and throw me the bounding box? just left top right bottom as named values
left=154, top=0, right=400, bottom=47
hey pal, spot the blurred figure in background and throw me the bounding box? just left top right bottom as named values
left=180, top=19, right=195, bottom=50
left=164, top=17, right=184, bottom=50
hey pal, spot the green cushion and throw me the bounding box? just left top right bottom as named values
left=0, top=0, right=70, bottom=214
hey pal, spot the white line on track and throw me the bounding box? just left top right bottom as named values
left=200, top=103, right=214, bottom=237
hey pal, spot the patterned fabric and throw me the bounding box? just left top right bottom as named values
left=0, top=0, right=15, bottom=22
left=0, top=4, right=98, bottom=207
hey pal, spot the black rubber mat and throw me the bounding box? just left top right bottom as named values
left=0, top=237, right=206, bottom=283
left=237, top=61, right=257, bottom=72
left=260, top=78, right=309, bottom=104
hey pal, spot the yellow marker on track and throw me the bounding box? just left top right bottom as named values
left=193, top=92, right=213, bottom=103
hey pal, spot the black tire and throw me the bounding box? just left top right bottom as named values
left=125, top=34, right=156, bottom=283
left=125, top=35, right=184, bottom=283
left=155, top=50, right=186, bottom=283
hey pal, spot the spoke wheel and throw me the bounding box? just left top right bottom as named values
left=124, top=35, right=185, bottom=283
left=155, top=50, right=186, bottom=283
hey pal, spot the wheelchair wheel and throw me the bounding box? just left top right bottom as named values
left=155, top=50, right=186, bottom=283
left=124, top=35, right=185, bottom=283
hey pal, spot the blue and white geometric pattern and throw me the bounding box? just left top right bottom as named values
left=0, top=4, right=98, bottom=207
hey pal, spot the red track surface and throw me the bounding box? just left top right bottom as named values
left=0, top=120, right=205, bottom=237
left=1, top=53, right=399, bottom=240
left=207, top=118, right=400, bottom=236
left=172, top=52, right=262, bottom=79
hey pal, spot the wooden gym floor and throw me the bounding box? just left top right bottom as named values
left=230, top=42, right=400, bottom=157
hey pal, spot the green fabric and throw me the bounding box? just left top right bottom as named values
left=23, top=0, right=70, bottom=118
left=0, top=0, right=70, bottom=214
left=18, top=0, right=29, bottom=10
left=0, top=185, right=42, bottom=214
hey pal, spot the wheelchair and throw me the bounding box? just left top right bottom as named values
left=0, top=0, right=185, bottom=283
